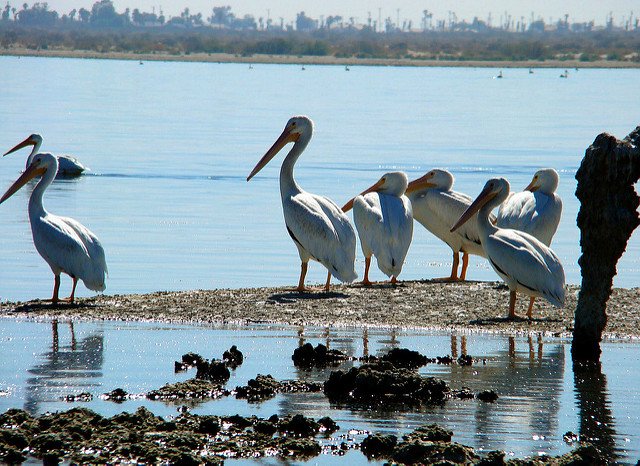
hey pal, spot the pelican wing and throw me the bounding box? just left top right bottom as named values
left=497, top=192, right=562, bottom=246
left=354, top=193, right=412, bottom=277
left=34, top=214, right=107, bottom=291
left=485, top=229, right=565, bottom=307
left=284, top=191, right=357, bottom=283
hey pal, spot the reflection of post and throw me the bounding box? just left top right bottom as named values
left=573, top=360, right=617, bottom=460
left=451, top=335, right=458, bottom=358
left=508, top=336, right=515, bottom=360
left=461, top=335, right=467, bottom=355
left=323, top=326, right=330, bottom=349
left=362, top=328, right=369, bottom=358
left=297, top=326, right=305, bottom=347
left=69, top=321, right=76, bottom=351
left=537, top=334, right=543, bottom=361
left=52, top=320, right=59, bottom=353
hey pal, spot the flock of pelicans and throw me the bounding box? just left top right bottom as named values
left=1, top=115, right=564, bottom=319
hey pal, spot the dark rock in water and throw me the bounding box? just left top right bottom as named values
left=181, top=352, right=205, bottom=366
left=403, top=424, right=453, bottom=443
left=452, top=387, right=475, bottom=399
left=477, top=450, right=506, bottom=465
left=437, top=355, right=454, bottom=364
left=63, top=392, right=93, bottom=402
left=477, top=390, right=499, bottom=402
left=324, top=361, right=449, bottom=405
left=196, top=359, right=230, bottom=383
left=563, top=431, right=580, bottom=444
left=223, top=345, right=244, bottom=368
left=280, top=437, right=322, bottom=457
left=361, top=433, right=397, bottom=458
left=317, top=416, right=339, bottom=433
left=390, top=424, right=478, bottom=464
left=278, top=414, right=320, bottom=437
left=254, top=420, right=277, bottom=436
left=574, top=126, right=640, bottom=361
left=457, top=354, right=473, bottom=366
left=380, top=347, right=429, bottom=369
left=235, top=374, right=322, bottom=402
left=222, top=414, right=252, bottom=430
left=147, top=378, right=229, bottom=400
left=103, top=388, right=128, bottom=402
left=292, top=342, right=350, bottom=368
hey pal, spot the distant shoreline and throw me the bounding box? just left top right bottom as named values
left=2, top=48, right=640, bottom=69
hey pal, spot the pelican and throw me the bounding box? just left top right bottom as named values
left=0, top=153, right=107, bottom=303
left=451, top=178, right=565, bottom=319
left=247, top=116, right=357, bottom=292
left=4, top=134, right=86, bottom=177
left=405, top=169, right=493, bottom=281
left=496, top=168, right=562, bottom=246
left=342, top=172, right=413, bottom=285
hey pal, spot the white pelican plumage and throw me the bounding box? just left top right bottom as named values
left=342, top=172, right=413, bottom=285
left=4, top=134, right=86, bottom=177
left=451, top=177, right=565, bottom=319
left=406, top=169, right=493, bottom=281
left=247, top=116, right=357, bottom=292
left=496, top=168, right=562, bottom=247
left=0, top=153, right=107, bottom=303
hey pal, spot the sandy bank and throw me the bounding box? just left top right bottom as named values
left=2, top=48, right=639, bottom=69
left=2, top=281, right=639, bottom=338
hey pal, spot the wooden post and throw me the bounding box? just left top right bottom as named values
left=573, top=127, right=640, bottom=361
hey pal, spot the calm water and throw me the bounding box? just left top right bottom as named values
left=0, top=319, right=638, bottom=463
left=0, top=57, right=639, bottom=301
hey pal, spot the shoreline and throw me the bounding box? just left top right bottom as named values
left=2, top=48, right=640, bottom=69
left=2, top=280, right=639, bottom=339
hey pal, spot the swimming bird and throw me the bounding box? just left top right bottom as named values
left=496, top=168, right=562, bottom=247
left=4, top=134, right=86, bottom=177
left=247, top=116, right=357, bottom=292
left=406, top=169, right=492, bottom=281
left=342, top=172, right=413, bottom=285
left=451, top=178, right=565, bottom=319
left=0, top=153, right=107, bottom=303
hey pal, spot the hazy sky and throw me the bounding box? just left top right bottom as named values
left=41, top=0, right=638, bottom=27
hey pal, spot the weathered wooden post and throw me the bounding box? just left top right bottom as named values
left=573, top=127, right=640, bottom=361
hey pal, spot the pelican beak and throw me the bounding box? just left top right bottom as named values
left=342, top=177, right=385, bottom=212
left=405, top=174, right=437, bottom=194
left=3, top=136, right=36, bottom=156
left=524, top=179, right=539, bottom=192
left=450, top=184, right=496, bottom=232
left=247, top=126, right=299, bottom=181
left=0, top=163, right=45, bottom=204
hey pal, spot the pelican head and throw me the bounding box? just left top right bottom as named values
left=342, top=172, right=408, bottom=212
left=4, top=133, right=43, bottom=156
left=0, top=152, right=55, bottom=204
left=525, top=168, right=559, bottom=194
left=247, top=116, right=314, bottom=181
left=451, top=177, right=509, bottom=232
left=406, top=169, right=454, bottom=194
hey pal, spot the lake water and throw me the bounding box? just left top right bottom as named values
left=0, top=56, right=639, bottom=301
left=0, top=319, right=638, bottom=463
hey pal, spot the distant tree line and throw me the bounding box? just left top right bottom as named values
left=1, top=1, right=639, bottom=62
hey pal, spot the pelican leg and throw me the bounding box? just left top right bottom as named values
left=508, top=290, right=517, bottom=319
left=64, top=277, right=78, bottom=303
left=296, top=262, right=309, bottom=292
left=436, top=252, right=460, bottom=281
left=324, top=271, right=331, bottom=292
left=50, top=275, right=61, bottom=303
left=460, top=252, right=470, bottom=281
left=527, top=297, right=536, bottom=319
left=361, top=257, right=373, bottom=286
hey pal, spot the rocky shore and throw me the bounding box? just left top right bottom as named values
left=2, top=280, right=639, bottom=338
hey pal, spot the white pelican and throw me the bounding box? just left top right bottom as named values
left=247, top=116, right=357, bottom=292
left=342, top=172, right=413, bottom=285
left=405, top=169, right=493, bottom=281
left=4, top=134, right=86, bottom=177
left=451, top=178, right=565, bottom=319
left=496, top=168, right=562, bottom=247
left=0, top=153, right=107, bottom=303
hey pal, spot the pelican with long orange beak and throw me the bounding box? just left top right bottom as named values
left=342, top=172, right=412, bottom=285
left=405, top=169, right=492, bottom=281
left=4, top=134, right=86, bottom=177
left=1, top=153, right=107, bottom=303
left=247, top=116, right=357, bottom=292
left=451, top=177, right=564, bottom=319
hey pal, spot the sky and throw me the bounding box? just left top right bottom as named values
left=40, top=0, right=638, bottom=27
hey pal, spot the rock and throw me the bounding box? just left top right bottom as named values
left=317, top=416, right=339, bottom=433
left=223, top=345, right=244, bottom=368
left=380, top=347, right=429, bottom=369
left=573, top=127, right=640, bottom=361
left=181, top=352, right=205, bottom=366
left=235, top=374, right=322, bottom=402
left=361, top=433, right=397, bottom=458
left=390, top=424, right=478, bottom=465
left=403, top=424, right=453, bottom=443
left=477, top=390, right=498, bottom=402
left=477, top=450, right=506, bottom=465
left=292, top=343, right=350, bottom=368
left=147, top=378, right=229, bottom=400
left=103, top=388, right=128, bottom=402
left=324, top=361, right=449, bottom=405
left=254, top=420, right=277, bottom=436
left=457, top=354, right=473, bottom=366
left=278, top=414, right=319, bottom=437
left=63, top=392, right=93, bottom=402
left=196, top=359, right=230, bottom=383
